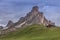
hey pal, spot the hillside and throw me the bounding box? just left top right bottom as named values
left=0, top=6, right=55, bottom=35
left=0, top=24, right=60, bottom=40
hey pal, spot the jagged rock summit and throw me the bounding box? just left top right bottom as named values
left=14, top=6, right=55, bottom=28
left=0, top=6, right=55, bottom=35
left=0, top=6, right=55, bottom=30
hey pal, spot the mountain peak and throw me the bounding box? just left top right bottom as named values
left=32, top=6, right=39, bottom=12
left=0, top=6, right=55, bottom=35
left=5, top=6, right=55, bottom=29
left=6, top=20, right=14, bottom=28
left=15, top=6, right=55, bottom=27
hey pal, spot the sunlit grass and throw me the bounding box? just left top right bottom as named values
left=0, top=24, right=60, bottom=40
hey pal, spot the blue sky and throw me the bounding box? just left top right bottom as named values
left=0, top=0, right=60, bottom=26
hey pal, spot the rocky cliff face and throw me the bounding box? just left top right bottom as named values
left=0, top=6, right=55, bottom=35
left=6, top=20, right=14, bottom=27
left=14, top=6, right=55, bottom=28
left=0, top=6, right=55, bottom=29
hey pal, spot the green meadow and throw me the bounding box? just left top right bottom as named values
left=0, top=24, right=60, bottom=40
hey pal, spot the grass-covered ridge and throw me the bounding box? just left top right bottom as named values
left=0, top=24, right=60, bottom=40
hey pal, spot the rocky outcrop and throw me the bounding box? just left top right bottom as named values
left=0, top=20, right=16, bottom=35
left=0, top=26, right=3, bottom=30
left=1, top=6, right=55, bottom=29
left=14, top=6, right=55, bottom=27
left=0, top=6, right=55, bottom=35
left=6, top=20, right=14, bottom=28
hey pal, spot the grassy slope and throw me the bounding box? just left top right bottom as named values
left=0, top=24, right=60, bottom=40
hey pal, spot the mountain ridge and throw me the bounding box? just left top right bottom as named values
left=0, top=6, right=55, bottom=34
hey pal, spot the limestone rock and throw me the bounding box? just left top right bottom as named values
left=0, top=6, right=55, bottom=35
left=6, top=20, right=14, bottom=28
left=15, top=6, right=55, bottom=27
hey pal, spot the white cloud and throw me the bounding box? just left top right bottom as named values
left=0, top=24, right=6, bottom=27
